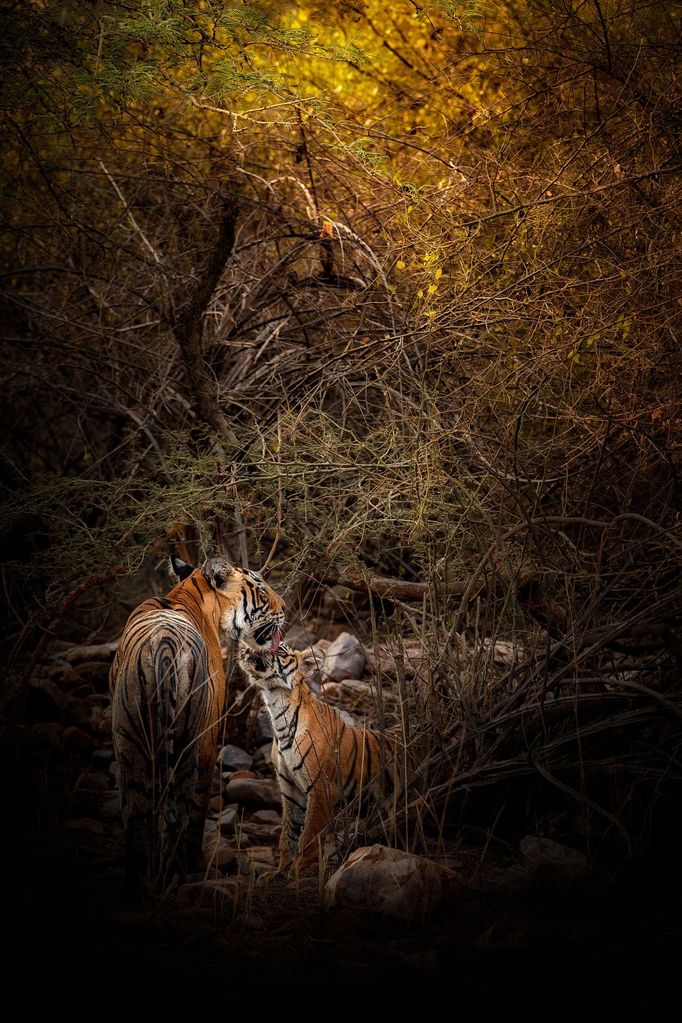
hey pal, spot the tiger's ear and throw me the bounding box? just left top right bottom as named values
left=204, top=556, right=236, bottom=591
left=170, top=554, right=194, bottom=582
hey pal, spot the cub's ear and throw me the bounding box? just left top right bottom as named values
left=204, top=556, right=236, bottom=590
left=170, top=554, right=194, bottom=582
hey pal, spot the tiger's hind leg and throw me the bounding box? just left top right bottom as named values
left=185, top=753, right=213, bottom=874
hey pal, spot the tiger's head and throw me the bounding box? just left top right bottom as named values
left=169, top=554, right=285, bottom=652
left=237, top=641, right=300, bottom=691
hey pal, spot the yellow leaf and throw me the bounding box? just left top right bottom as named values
left=396, top=260, right=406, bottom=270
left=434, top=268, right=443, bottom=280
left=417, top=289, right=424, bottom=298
left=427, top=284, right=438, bottom=294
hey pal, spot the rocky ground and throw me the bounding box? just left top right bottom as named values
left=6, top=616, right=682, bottom=1005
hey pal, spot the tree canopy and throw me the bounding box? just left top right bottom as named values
left=2, top=1, right=680, bottom=646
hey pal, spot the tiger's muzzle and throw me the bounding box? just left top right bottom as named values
left=252, top=621, right=282, bottom=652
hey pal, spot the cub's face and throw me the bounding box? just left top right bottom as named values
left=238, top=642, right=299, bottom=690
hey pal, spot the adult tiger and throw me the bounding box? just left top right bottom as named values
left=110, top=554, right=285, bottom=893
left=238, top=642, right=400, bottom=873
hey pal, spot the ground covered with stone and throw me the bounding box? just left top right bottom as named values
left=6, top=622, right=681, bottom=1004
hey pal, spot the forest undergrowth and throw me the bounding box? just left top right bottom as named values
left=1, top=0, right=680, bottom=990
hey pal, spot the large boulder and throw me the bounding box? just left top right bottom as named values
left=322, top=632, right=366, bottom=682
left=223, top=777, right=281, bottom=810
left=519, top=835, right=588, bottom=884
left=323, top=844, right=464, bottom=924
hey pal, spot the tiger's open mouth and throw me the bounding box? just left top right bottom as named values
left=252, top=622, right=282, bottom=652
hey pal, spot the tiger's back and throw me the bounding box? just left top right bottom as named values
left=110, top=556, right=284, bottom=892
left=111, top=607, right=212, bottom=890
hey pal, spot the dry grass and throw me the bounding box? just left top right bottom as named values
left=1, top=0, right=680, bottom=865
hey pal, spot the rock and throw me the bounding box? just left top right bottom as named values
left=99, top=794, right=121, bottom=819
left=26, top=679, right=70, bottom=722
left=323, top=845, right=464, bottom=924
left=49, top=665, right=86, bottom=690
left=322, top=632, right=366, bottom=682
left=478, top=863, right=531, bottom=893
left=242, top=823, right=280, bottom=844
left=203, top=819, right=219, bottom=843
left=96, top=710, right=113, bottom=738
left=253, top=708, right=274, bottom=745
left=321, top=679, right=395, bottom=715
left=208, top=795, right=223, bottom=815
left=63, top=818, right=105, bottom=834
left=72, top=661, right=112, bottom=689
left=224, top=777, right=281, bottom=810
left=218, top=744, right=253, bottom=771
left=203, top=836, right=236, bottom=873
left=25, top=722, right=64, bottom=750
left=69, top=684, right=95, bottom=700
left=365, top=642, right=426, bottom=679
left=64, top=640, right=119, bottom=665
left=60, top=698, right=91, bottom=728
left=91, top=748, right=113, bottom=770
left=250, top=809, right=281, bottom=826
left=243, top=845, right=276, bottom=864
left=252, top=744, right=273, bottom=772
left=239, top=846, right=275, bottom=876
left=240, top=912, right=265, bottom=930
left=217, top=804, right=240, bottom=833
left=283, top=623, right=318, bottom=650
left=48, top=639, right=77, bottom=655
left=519, top=836, right=588, bottom=884
left=84, top=706, right=105, bottom=734
left=223, top=770, right=259, bottom=781
left=62, top=726, right=95, bottom=755
left=80, top=770, right=111, bottom=790
left=176, top=879, right=238, bottom=910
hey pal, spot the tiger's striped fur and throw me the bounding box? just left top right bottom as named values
left=110, top=555, right=284, bottom=892
left=238, top=642, right=400, bottom=872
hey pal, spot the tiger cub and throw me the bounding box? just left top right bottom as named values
left=238, top=642, right=400, bottom=872
left=110, top=554, right=285, bottom=893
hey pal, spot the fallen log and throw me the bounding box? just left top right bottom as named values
left=331, top=569, right=567, bottom=635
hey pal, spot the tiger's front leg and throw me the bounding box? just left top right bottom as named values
left=276, top=756, right=306, bottom=872
left=294, top=782, right=337, bottom=871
